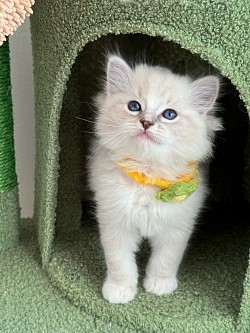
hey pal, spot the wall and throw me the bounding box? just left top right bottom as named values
left=9, top=18, right=35, bottom=218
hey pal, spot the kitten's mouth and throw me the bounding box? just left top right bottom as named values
left=137, top=130, right=155, bottom=142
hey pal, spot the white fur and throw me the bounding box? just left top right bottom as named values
left=89, top=55, right=221, bottom=304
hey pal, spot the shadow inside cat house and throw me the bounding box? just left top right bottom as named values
left=51, top=33, right=250, bottom=314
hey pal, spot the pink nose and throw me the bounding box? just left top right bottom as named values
left=140, top=119, right=153, bottom=130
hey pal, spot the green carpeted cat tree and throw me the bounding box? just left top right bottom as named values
left=1, top=0, right=250, bottom=332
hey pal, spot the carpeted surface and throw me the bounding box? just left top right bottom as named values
left=1, top=203, right=250, bottom=333
left=0, top=187, right=20, bottom=251
left=0, top=220, right=125, bottom=333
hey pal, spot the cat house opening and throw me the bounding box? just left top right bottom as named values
left=50, top=34, right=250, bottom=327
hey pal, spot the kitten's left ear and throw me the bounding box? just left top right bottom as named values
left=191, top=76, right=220, bottom=113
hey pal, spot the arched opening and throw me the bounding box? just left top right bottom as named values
left=49, top=34, right=250, bottom=331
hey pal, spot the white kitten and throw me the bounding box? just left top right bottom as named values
left=89, top=55, right=221, bottom=304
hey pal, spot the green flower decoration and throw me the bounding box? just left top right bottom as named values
left=156, top=178, right=201, bottom=202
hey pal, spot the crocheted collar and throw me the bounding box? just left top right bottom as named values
left=115, top=159, right=201, bottom=202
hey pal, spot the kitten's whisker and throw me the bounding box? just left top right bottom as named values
left=105, top=133, right=128, bottom=163
left=76, top=116, right=124, bottom=128
left=81, top=107, right=99, bottom=116
left=79, top=101, right=97, bottom=108
left=91, top=130, right=130, bottom=156
left=90, top=144, right=103, bottom=157
left=92, top=129, right=132, bottom=159
left=81, top=130, right=95, bottom=134
left=76, top=117, right=95, bottom=124
left=98, top=129, right=132, bottom=145
left=99, top=129, right=132, bottom=135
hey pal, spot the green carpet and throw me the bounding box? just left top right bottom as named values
left=1, top=204, right=249, bottom=333
left=0, top=220, right=125, bottom=333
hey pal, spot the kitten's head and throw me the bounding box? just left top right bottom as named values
left=94, top=55, right=222, bottom=167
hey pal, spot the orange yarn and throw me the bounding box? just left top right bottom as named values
left=115, top=160, right=197, bottom=189
left=0, top=0, right=35, bottom=45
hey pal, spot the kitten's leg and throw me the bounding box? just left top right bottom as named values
left=100, top=221, right=140, bottom=304
left=143, top=229, right=191, bottom=296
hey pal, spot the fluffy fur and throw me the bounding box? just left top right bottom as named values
left=89, top=55, right=221, bottom=304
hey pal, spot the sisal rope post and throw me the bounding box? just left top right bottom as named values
left=0, top=39, right=17, bottom=192
left=0, top=39, right=20, bottom=251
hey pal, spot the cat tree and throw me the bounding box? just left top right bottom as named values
left=1, top=0, right=250, bottom=332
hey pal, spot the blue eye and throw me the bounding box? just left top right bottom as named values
left=128, top=101, right=141, bottom=112
left=162, top=109, right=177, bottom=120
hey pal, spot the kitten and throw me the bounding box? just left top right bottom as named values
left=89, top=55, right=221, bottom=304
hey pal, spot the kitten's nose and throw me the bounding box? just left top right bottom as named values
left=140, top=119, right=153, bottom=130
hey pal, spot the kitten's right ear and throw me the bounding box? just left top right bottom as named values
left=106, top=56, right=132, bottom=95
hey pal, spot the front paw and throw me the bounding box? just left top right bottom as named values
left=143, top=275, right=178, bottom=296
left=102, top=279, right=137, bottom=304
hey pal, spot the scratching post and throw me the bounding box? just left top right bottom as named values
left=0, top=39, right=20, bottom=251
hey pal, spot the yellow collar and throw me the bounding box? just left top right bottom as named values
left=115, top=159, right=201, bottom=202
left=115, top=159, right=198, bottom=190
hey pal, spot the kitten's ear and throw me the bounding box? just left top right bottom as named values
left=106, top=56, right=132, bottom=95
left=191, top=76, right=220, bottom=113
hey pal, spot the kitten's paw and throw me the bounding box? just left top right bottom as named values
left=143, top=275, right=178, bottom=296
left=102, top=280, right=137, bottom=304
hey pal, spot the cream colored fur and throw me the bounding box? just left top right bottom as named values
left=89, top=55, right=221, bottom=304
